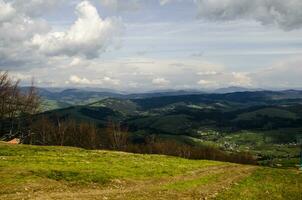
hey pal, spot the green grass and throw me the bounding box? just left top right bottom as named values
left=0, top=142, right=301, bottom=200
left=163, top=173, right=221, bottom=191
left=216, top=167, right=302, bottom=200
left=0, top=142, right=220, bottom=185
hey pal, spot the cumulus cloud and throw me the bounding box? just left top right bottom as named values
left=1, top=18, right=49, bottom=43
left=103, top=76, right=120, bottom=85
left=69, top=57, right=85, bottom=67
left=0, top=1, right=52, bottom=70
left=230, top=72, right=252, bottom=87
left=31, top=1, right=123, bottom=58
left=194, top=0, right=302, bottom=30
left=0, top=0, right=15, bottom=23
left=68, top=75, right=120, bottom=86
left=1, top=0, right=124, bottom=71
left=0, top=0, right=50, bottom=42
left=197, top=71, right=252, bottom=89
left=1, top=0, right=302, bottom=91
left=152, top=77, right=170, bottom=86
left=197, top=79, right=218, bottom=88
left=69, top=75, right=91, bottom=84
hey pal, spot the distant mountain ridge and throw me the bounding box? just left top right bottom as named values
left=20, top=86, right=302, bottom=111
left=212, top=86, right=262, bottom=94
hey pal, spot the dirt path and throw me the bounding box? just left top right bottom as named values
left=111, top=164, right=257, bottom=200
left=8, top=164, right=256, bottom=200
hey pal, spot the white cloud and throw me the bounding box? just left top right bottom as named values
left=152, top=77, right=170, bottom=86
left=0, top=1, right=51, bottom=70
left=197, top=79, right=217, bottom=88
left=1, top=0, right=302, bottom=91
left=103, top=76, right=120, bottom=85
left=230, top=72, right=252, bottom=87
left=10, top=72, right=32, bottom=82
left=67, top=74, right=120, bottom=86
left=197, top=71, right=218, bottom=76
left=31, top=1, right=123, bottom=58
left=250, top=56, right=302, bottom=88
left=0, top=0, right=51, bottom=43
left=69, top=57, right=84, bottom=67
left=69, top=75, right=91, bottom=84
left=1, top=18, right=49, bottom=43
left=0, top=0, right=15, bottom=23
left=196, top=71, right=252, bottom=89
left=194, top=0, right=302, bottom=30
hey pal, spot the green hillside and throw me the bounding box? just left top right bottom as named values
left=22, top=93, right=302, bottom=168
left=0, top=143, right=301, bottom=200
left=90, top=98, right=139, bottom=115
left=235, top=108, right=298, bottom=120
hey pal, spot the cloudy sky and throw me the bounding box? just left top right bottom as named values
left=1, top=0, right=302, bottom=92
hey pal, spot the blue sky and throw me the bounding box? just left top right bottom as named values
left=1, top=0, right=302, bottom=91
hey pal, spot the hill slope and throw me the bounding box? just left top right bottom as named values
left=0, top=143, right=301, bottom=200
left=26, top=91, right=302, bottom=167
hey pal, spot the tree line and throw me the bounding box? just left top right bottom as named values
left=25, top=117, right=255, bottom=164
left=0, top=71, right=39, bottom=140
left=0, top=71, right=256, bottom=165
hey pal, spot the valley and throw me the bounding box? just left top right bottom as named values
left=28, top=89, right=302, bottom=167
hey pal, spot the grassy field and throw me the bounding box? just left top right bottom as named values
left=0, top=142, right=301, bottom=200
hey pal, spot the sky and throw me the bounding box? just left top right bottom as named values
left=1, top=0, right=302, bottom=92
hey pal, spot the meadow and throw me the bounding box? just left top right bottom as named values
left=0, top=142, right=301, bottom=200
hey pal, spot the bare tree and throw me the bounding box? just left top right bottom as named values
left=28, top=117, right=101, bottom=149
left=0, top=72, right=40, bottom=140
left=106, top=121, right=128, bottom=150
